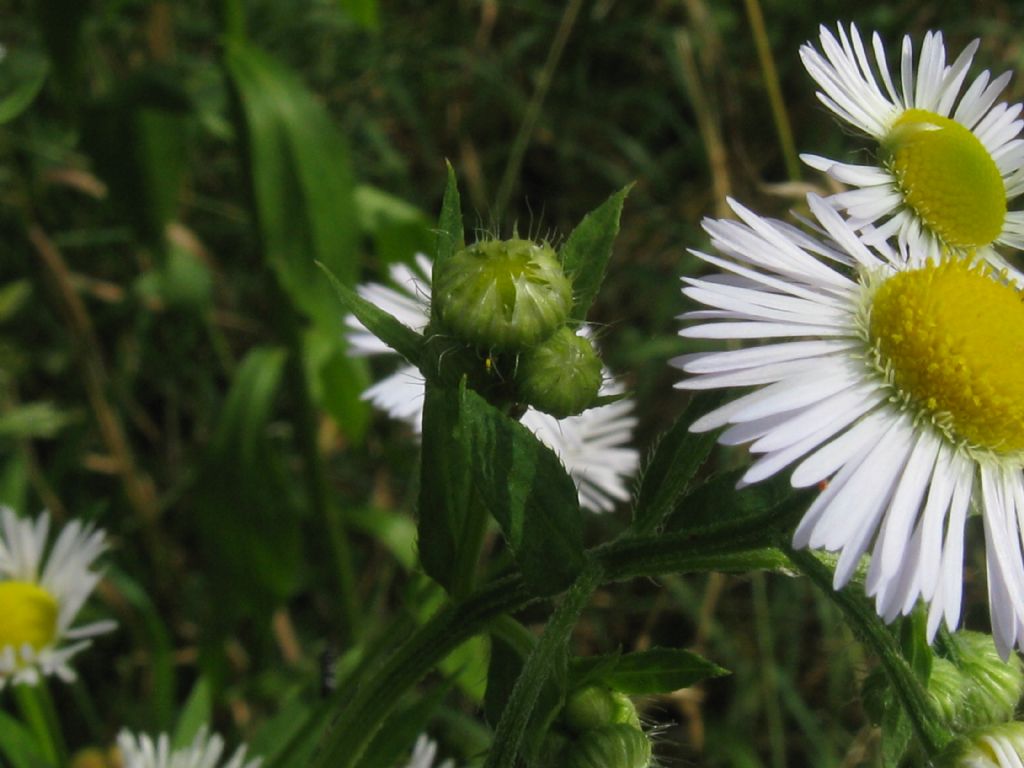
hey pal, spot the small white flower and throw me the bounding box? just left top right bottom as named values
left=0, top=507, right=114, bottom=687
left=117, top=727, right=261, bottom=768
left=403, top=734, right=454, bottom=768
left=345, top=255, right=640, bottom=513
left=675, top=194, right=1024, bottom=656
left=801, top=23, right=1024, bottom=261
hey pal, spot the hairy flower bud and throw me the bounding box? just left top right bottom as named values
left=955, top=632, right=1024, bottom=728
left=516, top=327, right=602, bottom=418
left=432, top=238, right=572, bottom=350
left=563, top=685, right=641, bottom=734
left=564, top=724, right=652, bottom=768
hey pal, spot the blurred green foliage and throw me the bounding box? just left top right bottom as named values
left=3, top=0, right=1024, bottom=766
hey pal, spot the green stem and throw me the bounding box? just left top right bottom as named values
left=752, top=573, right=786, bottom=768
left=315, top=533, right=790, bottom=767
left=13, top=683, right=66, bottom=766
left=785, top=548, right=950, bottom=756
left=311, top=574, right=536, bottom=768
left=485, top=564, right=603, bottom=768
left=743, top=0, right=801, bottom=181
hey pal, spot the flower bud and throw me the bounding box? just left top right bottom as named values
left=565, top=724, right=652, bottom=768
left=563, top=685, right=641, bottom=734
left=516, top=327, right=602, bottom=418
left=936, top=723, right=1024, bottom=767
left=955, top=631, right=1024, bottom=727
left=432, top=238, right=572, bottom=350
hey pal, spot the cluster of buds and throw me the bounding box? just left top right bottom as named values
left=541, top=685, right=652, bottom=768
left=430, top=237, right=603, bottom=418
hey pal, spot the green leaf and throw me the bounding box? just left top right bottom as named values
left=631, top=391, right=724, bottom=535
left=339, top=0, right=379, bottom=30
left=303, top=327, right=371, bottom=443
left=0, top=51, right=48, bottom=124
left=318, top=262, right=424, bottom=366
left=486, top=632, right=525, bottom=727
left=662, top=468, right=800, bottom=536
left=0, top=711, right=50, bottom=768
left=248, top=698, right=328, bottom=768
left=575, top=648, right=728, bottom=695
left=901, top=609, right=933, bottom=684
left=193, top=347, right=306, bottom=623
left=458, top=383, right=585, bottom=596
left=0, top=402, right=78, bottom=440
left=172, top=677, right=213, bottom=748
left=417, top=381, right=477, bottom=592
left=347, top=506, right=418, bottom=570
left=0, top=281, right=31, bottom=322
left=559, top=184, right=632, bottom=322
left=225, top=40, right=359, bottom=331
left=354, top=185, right=433, bottom=265
left=434, top=162, right=464, bottom=273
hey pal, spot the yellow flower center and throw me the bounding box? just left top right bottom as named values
left=886, top=108, right=1006, bottom=249
left=0, top=581, right=58, bottom=653
left=869, top=258, right=1024, bottom=453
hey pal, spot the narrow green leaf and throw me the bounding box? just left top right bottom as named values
left=417, top=381, right=476, bottom=592
left=459, top=383, right=585, bottom=596
left=0, top=52, right=48, bottom=124
left=172, top=677, right=213, bottom=748
left=0, top=402, right=78, bottom=440
left=901, top=609, right=933, bottom=684
left=577, top=647, right=728, bottom=695
left=631, top=391, right=724, bottom=535
left=225, top=40, right=359, bottom=330
left=195, top=347, right=306, bottom=620
left=559, top=184, right=632, bottom=322
left=434, top=162, right=464, bottom=273
left=0, top=711, right=49, bottom=768
left=354, top=185, right=433, bottom=265
left=318, top=262, right=424, bottom=366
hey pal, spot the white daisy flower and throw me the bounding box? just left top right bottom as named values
left=940, top=723, right=1024, bottom=767
left=345, top=255, right=640, bottom=513
left=403, top=734, right=454, bottom=768
left=0, top=507, right=114, bottom=687
left=673, top=194, right=1024, bottom=656
left=117, top=727, right=261, bottom=768
left=800, top=23, right=1024, bottom=259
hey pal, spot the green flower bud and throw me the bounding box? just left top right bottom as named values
left=433, top=238, right=572, bottom=350
left=516, top=327, right=602, bottom=418
left=565, top=724, right=652, bottom=768
left=955, top=631, right=1024, bottom=727
left=936, top=723, right=1024, bottom=767
left=928, top=657, right=970, bottom=725
left=563, top=686, right=641, bottom=734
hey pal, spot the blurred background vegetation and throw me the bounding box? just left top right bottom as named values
left=3, top=1, right=1024, bottom=765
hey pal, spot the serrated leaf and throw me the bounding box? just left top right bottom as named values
left=458, top=383, right=585, bottom=596
left=559, top=184, right=631, bottom=322
left=434, top=162, right=463, bottom=273
left=319, top=262, right=423, bottom=366
left=631, top=391, right=724, bottom=535
left=580, top=647, right=728, bottom=694
left=662, top=468, right=798, bottom=536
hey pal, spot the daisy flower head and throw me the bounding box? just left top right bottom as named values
left=0, top=507, right=114, bottom=687
left=116, top=727, right=261, bottom=768
left=344, top=255, right=640, bottom=513
left=673, top=194, right=1024, bottom=656
left=800, top=23, right=1024, bottom=257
